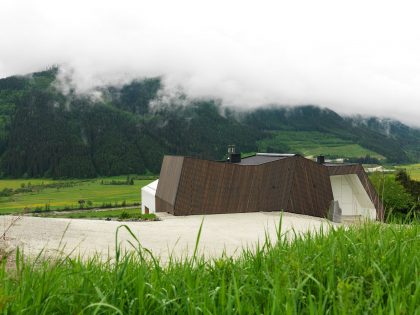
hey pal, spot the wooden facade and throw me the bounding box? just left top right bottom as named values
left=155, top=155, right=383, bottom=220
left=155, top=156, right=184, bottom=214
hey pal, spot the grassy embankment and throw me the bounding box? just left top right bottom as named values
left=34, top=208, right=157, bottom=221
left=0, top=176, right=156, bottom=215
left=258, top=131, right=384, bottom=159
left=0, top=221, right=418, bottom=314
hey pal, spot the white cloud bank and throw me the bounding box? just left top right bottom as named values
left=1, top=0, right=420, bottom=125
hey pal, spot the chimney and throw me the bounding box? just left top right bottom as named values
left=317, top=155, right=325, bottom=164
left=227, top=145, right=241, bottom=163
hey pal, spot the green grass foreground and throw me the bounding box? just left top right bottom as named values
left=1, top=222, right=419, bottom=314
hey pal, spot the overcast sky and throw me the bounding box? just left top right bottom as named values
left=1, top=0, right=420, bottom=126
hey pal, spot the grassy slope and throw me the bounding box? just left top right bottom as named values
left=0, top=222, right=418, bottom=314
left=0, top=176, right=155, bottom=214
left=258, top=131, right=384, bottom=158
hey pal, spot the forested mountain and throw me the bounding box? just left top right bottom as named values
left=242, top=107, right=413, bottom=162
left=0, top=68, right=419, bottom=178
left=346, top=116, right=420, bottom=162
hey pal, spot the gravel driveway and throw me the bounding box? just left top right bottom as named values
left=1, top=212, right=335, bottom=263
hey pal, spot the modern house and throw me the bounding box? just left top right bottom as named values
left=142, top=150, right=384, bottom=221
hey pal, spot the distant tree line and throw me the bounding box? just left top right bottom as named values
left=101, top=176, right=135, bottom=185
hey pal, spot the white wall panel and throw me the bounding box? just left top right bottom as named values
left=330, top=175, right=376, bottom=220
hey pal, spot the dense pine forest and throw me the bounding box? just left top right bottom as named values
left=0, top=68, right=419, bottom=178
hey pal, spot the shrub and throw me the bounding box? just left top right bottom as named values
left=118, top=211, right=130, bottom=220
left=370, top=173, right=414, bottom=214
left=78, top=200, right=85, bottom=209
left=33, top=206, right=43, bottom=213
left=0, top=188, right=14, bottom=197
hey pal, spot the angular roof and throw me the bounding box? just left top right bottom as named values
left=141, top=179, right=159, bottom=194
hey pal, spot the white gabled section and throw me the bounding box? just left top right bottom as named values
left=330, top=174, right=376, bottom=220
left=141, top=179, right=159, bottom=214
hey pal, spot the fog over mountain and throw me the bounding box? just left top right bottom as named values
left=1, top=0, right=420, bottom=126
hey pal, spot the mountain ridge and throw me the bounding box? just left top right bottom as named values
left=0, top=68, right=418, bottom=178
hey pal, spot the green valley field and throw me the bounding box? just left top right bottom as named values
left=258, top=131, right=384, bottom=158
left=0, top=176, right=155, bottom=214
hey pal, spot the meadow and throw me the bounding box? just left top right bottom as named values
left=0, top=176, right=156, bottom=214
left=258, top=131, right=384, bottom=159
left=0, top=221, right=418, bottom=314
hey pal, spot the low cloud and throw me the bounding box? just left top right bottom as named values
left=1, top=0, right=420, bottom=126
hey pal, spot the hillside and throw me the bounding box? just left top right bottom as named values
left=0, top=68, right=419, bottom=178
left=0, top=69, right=260, bottom=177
left=241, top=106, right=413, bottom=162
left=257, top=131, right=384, bottom=159
left=347, top=116, right=420, bottom=162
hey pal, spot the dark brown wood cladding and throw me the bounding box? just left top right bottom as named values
left=327, top=164, right=384, bottom=220
left=155, top=156, right=184, bottom=213
left=155, top=198, right=175, bottom=214
left=169, top=156, right=333, bottom=218
left=287, top=157, right=334, bottom=217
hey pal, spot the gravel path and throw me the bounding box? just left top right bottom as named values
left=1, top=212, right=335, bottom=263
